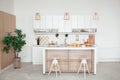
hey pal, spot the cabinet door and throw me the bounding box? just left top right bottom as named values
left=52, top=16, right=59, bottom=29
left=77, top=15, right=93, bottom=29
left=11, top=15, right=15, bottom=33
left=33, top=20, right=41, bottom=29
left=84, top=16, right=91, bottom=28
left=71, top=16, right=78, bottom=29
left=58, top=16, right=72, bottom=32
left=0, top=12, right=3, bottom=47
left=69, top=50, right=92, bottom=72
left=3, top=13, right=10, bottom=33
left=45, top=16, right=53, bottom=29
left=58, top=16, right=64, bottom=32
left=46, top=50, right=69, bottom=72
left=77, top=16, right=85, bottom=29
left=0, top=11, right=3, bottom=34
left=91, top=20, right=97, bottom=28
left=32, top=47, right=43, bottom=64
left=0, top=11, right=15, bottom=69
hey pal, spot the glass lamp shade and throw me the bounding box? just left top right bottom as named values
left=64, top=12, right=69, bottom=20
left=35, top=12, right=40, bottom=20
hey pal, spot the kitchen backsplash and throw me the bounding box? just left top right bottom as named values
left=34, top=34, right=88, bottom=45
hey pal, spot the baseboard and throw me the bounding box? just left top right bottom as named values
left=21, top=57, right=120, bottom=63
left=21, top=58, right=120, bottom=63
left=32, top=62, right=42, bottom=65
left=98, top=58, right=120, bottom=62
left=21, top=57, right=31, bottom=62
left=0, top=64, right=13, bottom=73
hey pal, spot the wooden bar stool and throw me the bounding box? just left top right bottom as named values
left=48, top=58, right=61, bottom=77
left=77, top=58, right=90, bottom=78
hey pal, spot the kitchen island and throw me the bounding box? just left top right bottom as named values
left=42, top=46, right=97, bottom=74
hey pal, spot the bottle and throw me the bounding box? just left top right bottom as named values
left=37, top=37, right=40, bottom=45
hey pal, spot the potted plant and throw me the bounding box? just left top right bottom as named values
left=55, top=33, right=59, bottom=38
left=55, top=33, right=59, bottom=45
left=65, top=34, right=68, bottom=38
left=64, top=34, right=69, bottom=45
left=2, top=29, right=26, bottom=69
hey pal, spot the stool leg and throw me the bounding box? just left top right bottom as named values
left=48, top=59, right=61, bottom=77
left=48, top=64, right=53, bottom=76
left=77, top=62, right=82, bottom=74
left=86, top=63, right=90, bottom=75
left=55, top=65, right=57, bottom=77
left=77, top=59, right=90, bottom=78
left=57, top=64, right=61, bottom=75
left=83, top=63, right=86, bottom=78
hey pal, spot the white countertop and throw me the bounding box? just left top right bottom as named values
left=42, top=46, right=96, bottom=50
left=33, top=44, right=96, bottom=50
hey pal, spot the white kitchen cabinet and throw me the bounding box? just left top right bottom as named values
left=33, top=19, right=41, bottom=29
left=58, top=16, right=72, bottom=32
left=45, top=16, right=53, bottom=29
left=43, top=47, right=97, bottom=74
left=90, top=19, right=98, bottom=28
left=71, top=16, right=78, bottom=29
left=76, top=16, right=91, bottom=29
left=32, top=46, right=43, bottom=64
left=77, top=16, right=85, bottom=28
left=40, top=16, right=46, bottom=29
left=52, top=16, right=59, bottom=29
left=33, top=15, right=96, bottom=33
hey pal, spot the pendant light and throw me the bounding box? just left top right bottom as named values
left=35, top=12, right=40, bottom=20
left=64, top=12, right=70, bottom=20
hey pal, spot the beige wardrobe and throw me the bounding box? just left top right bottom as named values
left=0, top=11, right=16, bottom=70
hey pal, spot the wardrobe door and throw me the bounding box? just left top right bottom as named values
left=0, top=11, right=16, bottom=69
left=0, top=11, right=3, bottom=69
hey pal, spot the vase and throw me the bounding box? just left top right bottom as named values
left=14, top=57, right=21, bottom=69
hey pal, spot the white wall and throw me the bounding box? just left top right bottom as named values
left=0, top=0, right=14, bottom=14
left=14, top=0, right=120, bottom=62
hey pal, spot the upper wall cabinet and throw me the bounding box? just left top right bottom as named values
left=33, top=15, right=97, bottom=33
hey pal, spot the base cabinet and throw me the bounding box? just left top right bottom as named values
left=69, top=50, right=93, bottom=72
left=46, top=50, right=94, bottom=72
left=46, top=50, right=69, bottom=72
left=32, top=47, right=43, bottom=64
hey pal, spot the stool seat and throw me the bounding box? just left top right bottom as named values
left=52, top=58, right=58, bottom=65
left=77, top=58, right=90, bottom=78
left=81, top=58, right=87, bottom=64
left=48, top=58, right=61, bottom=77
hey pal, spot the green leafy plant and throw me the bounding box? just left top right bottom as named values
left=65, top=34, right=68, bottom=37
left=55, top=33, right=59, bottom=38
left=2, top=29, right=26, bottom=58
